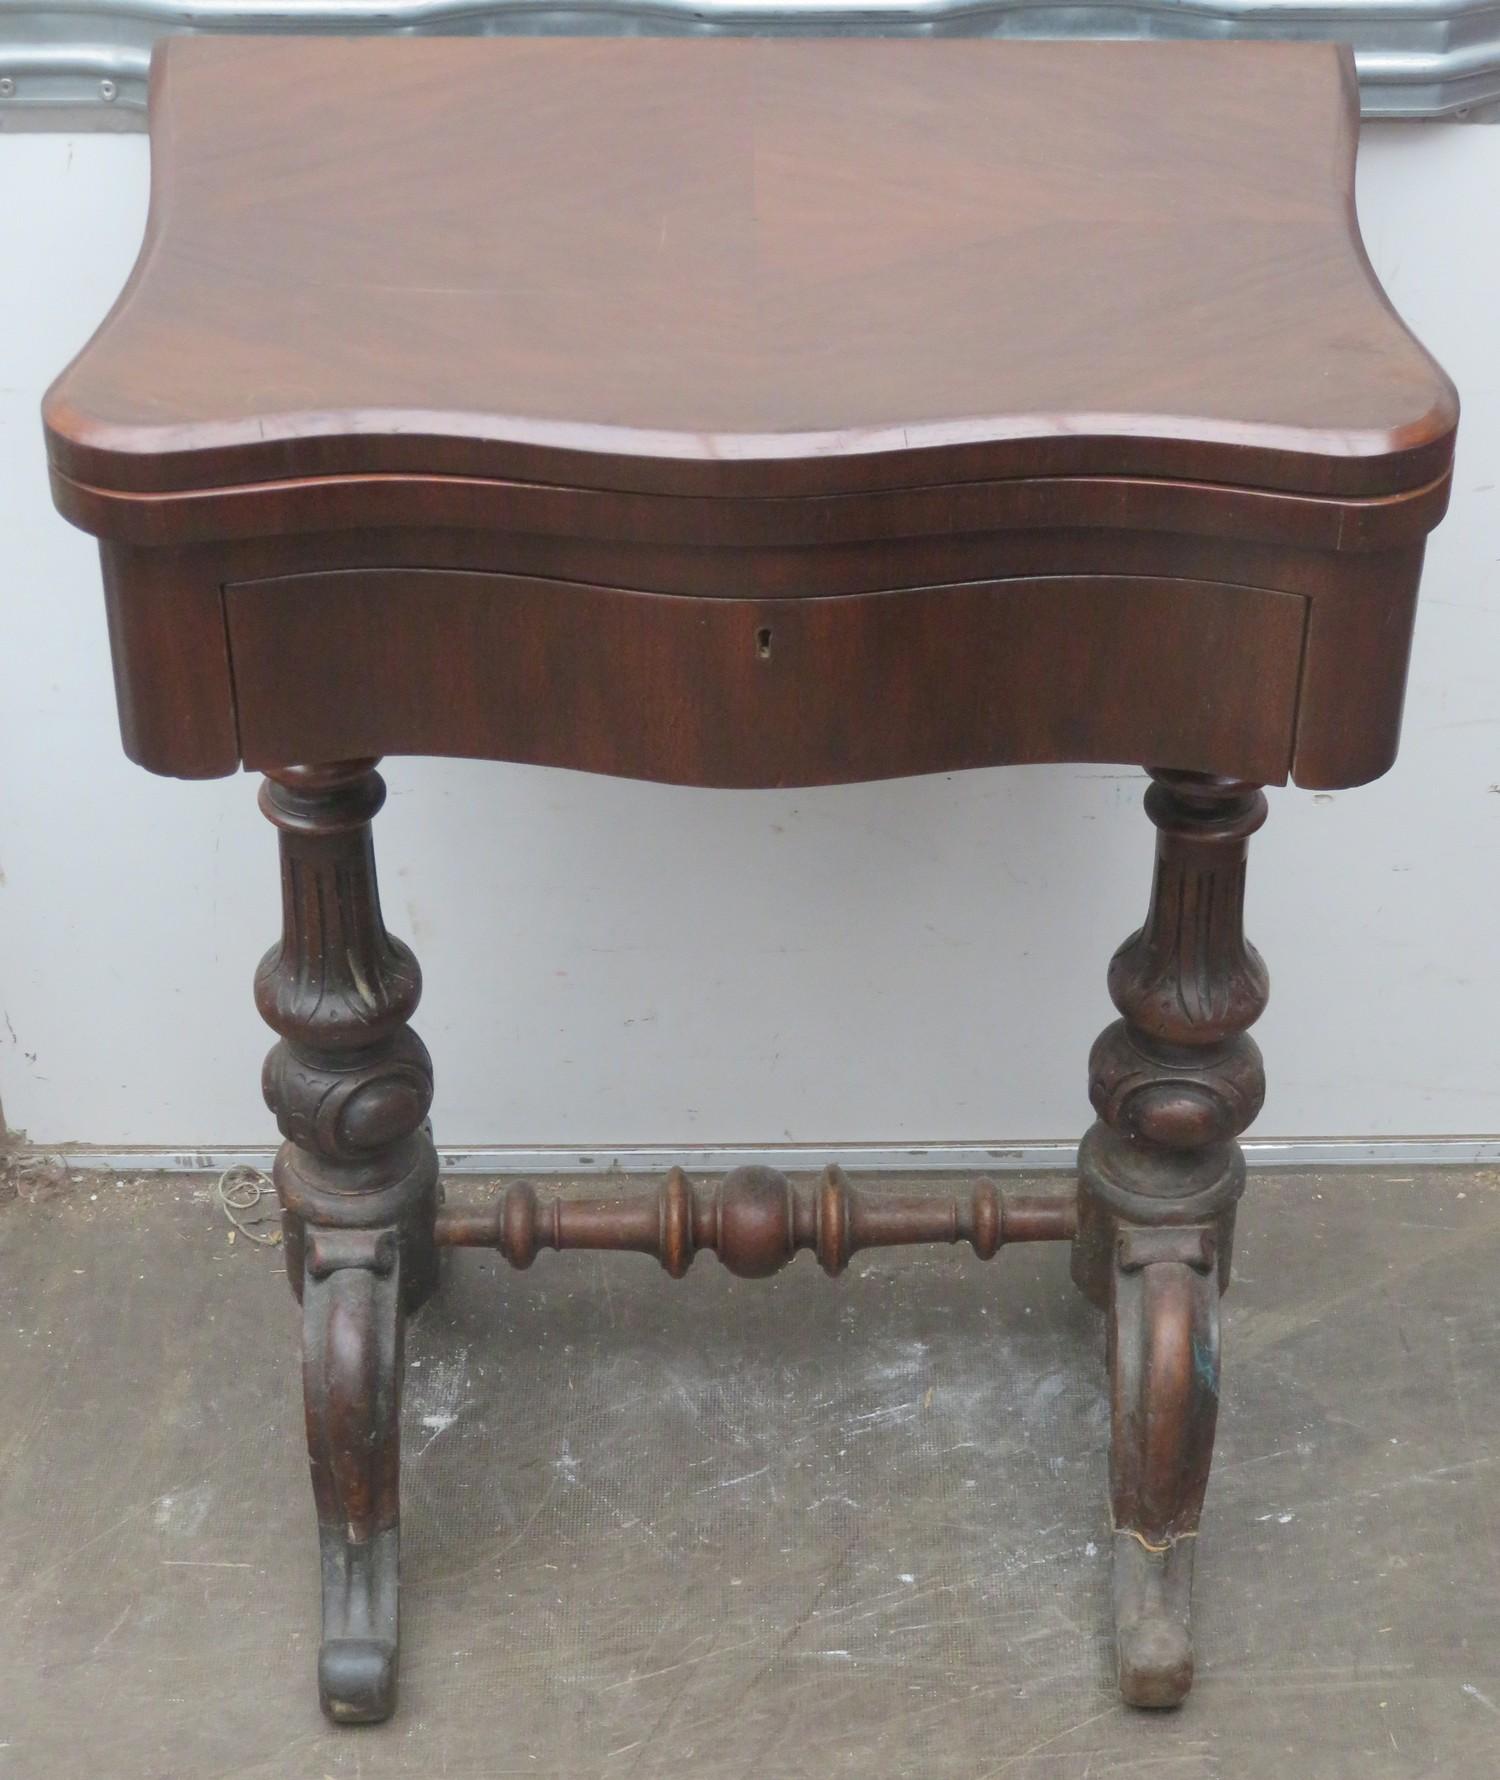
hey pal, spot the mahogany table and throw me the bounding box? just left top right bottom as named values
left=44, top=36, right=1455, bottom=1724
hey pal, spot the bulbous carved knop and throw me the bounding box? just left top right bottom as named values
left=263, top=1030, right=435, bottom=1162
left=1074, top=770, right=1269, bottom=1298
left=256, top=759, right=439, bottom=1288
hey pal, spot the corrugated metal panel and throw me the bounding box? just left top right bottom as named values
left=2, top=0, right=1499, bottom=127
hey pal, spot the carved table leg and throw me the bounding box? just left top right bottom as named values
left=255, top=761, right=439, bottom=1724
left=1073, top=770, right=1268, bottom=1708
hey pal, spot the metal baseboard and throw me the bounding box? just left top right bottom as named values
left=21, top=1136, right=1500, bottom=1176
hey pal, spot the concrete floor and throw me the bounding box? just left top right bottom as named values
left=1, top=1166, right=1499, bottom=1778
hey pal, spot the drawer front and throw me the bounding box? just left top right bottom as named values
left=225, top=568, right=1306, bottom=788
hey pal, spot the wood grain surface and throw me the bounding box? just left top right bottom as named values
left=45, top=36, right=1456, bottom=794
left=44, top=36, right=1455, bottom=505
left=224, top=566, right=1306, bottom=787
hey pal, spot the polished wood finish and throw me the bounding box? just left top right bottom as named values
left=256, top=761, right=440, bottom=1722
left=43, top=32, right=1455, bottom=1728
left=92, top=518, right=1432, bottom=788
left=44, top=38, right=1455, bottom=795
left=225, top=568, right=1306, bottom=788
left=1073, top=771, right=1268, bottom=1705
left=45, top=38, right=1452, bottom=504
left=59, top=499, right=1449, bottom=802
left=434, top=1166, right=1077, bottom=1277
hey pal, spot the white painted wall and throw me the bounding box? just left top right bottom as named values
left=0, top=122, right=1496, bottom=1150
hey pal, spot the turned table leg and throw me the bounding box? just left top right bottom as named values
left=255, top=760, right=440, bottom=1724
left=1073, top=769, right=1268, bottom=1708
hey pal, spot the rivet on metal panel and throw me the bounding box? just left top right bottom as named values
left=99, top=77, right=117, bottom=101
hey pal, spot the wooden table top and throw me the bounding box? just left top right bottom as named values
left=45, top=35, right=1454, bottom=505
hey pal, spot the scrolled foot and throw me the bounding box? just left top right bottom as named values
left=302, top=1231, right=405, bottom=1725
left=1113, top=1531, right=1196, bottom=1708
left=318, top=1525, right=400, bottom=1723
left=1106, top=1231, right=1219, bottom=1709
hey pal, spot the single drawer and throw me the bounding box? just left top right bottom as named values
left=225, top=567, right=1306, bottom=788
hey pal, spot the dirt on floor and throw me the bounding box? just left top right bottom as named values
left=1, top=1165, right=1499, bottom=1778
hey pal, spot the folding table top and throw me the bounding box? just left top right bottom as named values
left=44, top=35, right=1455, bottom=510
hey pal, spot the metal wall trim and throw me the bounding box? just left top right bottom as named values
left=3, top=0, right=1500, bottom=128
left=28, top=1137, right=1500, bottom=1175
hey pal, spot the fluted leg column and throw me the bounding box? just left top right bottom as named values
left=255, top=760, right=439, bottom=1724
left=1073, top=770, right=1268, bottom=1708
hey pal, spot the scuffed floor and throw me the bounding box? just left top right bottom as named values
left=1, top=1167, right=1498, bottom=1777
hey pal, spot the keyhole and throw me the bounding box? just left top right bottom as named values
left=756, top=627, right=773, bottom=661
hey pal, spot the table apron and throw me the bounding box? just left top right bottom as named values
left=221, top=565, right=1309, bottom=789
